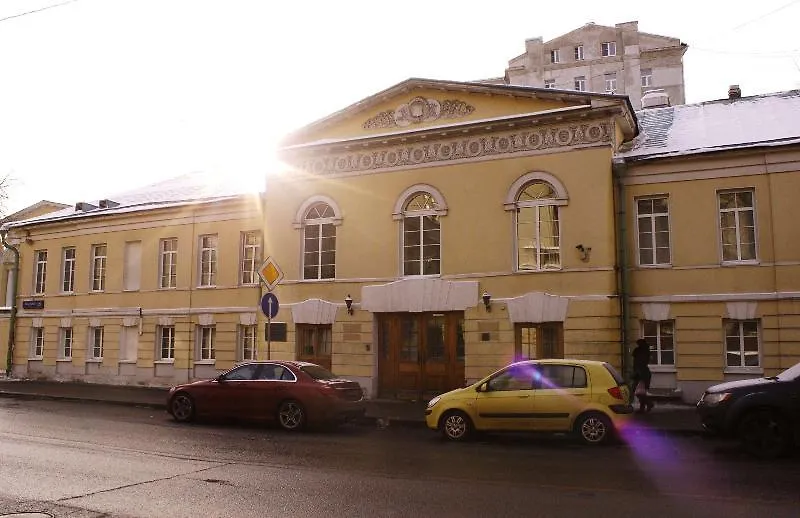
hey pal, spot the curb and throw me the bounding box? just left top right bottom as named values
left=0, top=390, right=166, bottom=411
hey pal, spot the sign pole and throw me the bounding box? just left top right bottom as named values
left=267, top=295, right=272, bottom=360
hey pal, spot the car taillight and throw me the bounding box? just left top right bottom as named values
left=607, top=386, right=624, bottom=400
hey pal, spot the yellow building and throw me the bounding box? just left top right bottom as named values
left=1, top=174, right=265, bottom=385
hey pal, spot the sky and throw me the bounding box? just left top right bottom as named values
left=1, top=0, right=799, bottom=216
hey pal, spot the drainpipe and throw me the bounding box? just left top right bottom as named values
left=612, top=158, right=632, bottom=379
left=1, top=230, right=20, bottom=378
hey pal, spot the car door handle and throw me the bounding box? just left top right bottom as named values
left=518, top=395, right=531, bottom=398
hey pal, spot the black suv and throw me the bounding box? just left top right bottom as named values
left=697, top=362, right=800, bottom=458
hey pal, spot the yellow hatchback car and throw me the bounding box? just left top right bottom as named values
left=425, top=359, right=633, bottom=444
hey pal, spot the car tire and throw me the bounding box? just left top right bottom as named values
left=277, top=400, right=307, bottom=432
left=169, top=392, right=195, bottom=423
left=738, top=409, right=791, bottom=459
left=439, top=410, right=473, bottom=442
left=575, top=412, right=612, bottom=445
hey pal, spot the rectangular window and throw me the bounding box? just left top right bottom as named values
left=573, top=76, right=586, bottom=92
left=544, top=79, right=555, bottom=89
left=296, top=324, right=332, bottom=367
left=641, top=320, right=675, bottom=366
left=517, top=205, right=561, bottom=270
left=239, top=324, right=257, bottom=361
left=158, top=326, right=175, bottom=360
left=91, top=244, right=107, bottom=291
left=240, top=231, right=261, bottom=285
left=31, top=327, right=44, bottom=358
left=604, top=72, right=617, bottom=94
left=641, top=68, right=653, bottom=87
left=574, top=45, right=584, bottom=61
left=62, top=247, right=76, bottom=293
left=725, top=320, right=760, bottom=368
left=159, top=238, right=178, bottom=289
left=89, top=326, right=104, bottom=360
left=198, top=326, right=215, bottom=361
left=199, top=235, right=218, bottom=287
left=60, top=327, right=73, bottom=359
left=636, top=196, right=671, bottom=265
left=303, top=223, right=336, bottom=280
left=550, top=49, right=560, bottom=63
left=34, top=250, right=47, bottom=294
left=123, top=241, right=142, bottom=291
left=601, top=41, right=616, bottom=57
left=719, top=190, right=756, bottom=262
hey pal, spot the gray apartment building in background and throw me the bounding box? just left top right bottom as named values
left=501, top=21, right=687, bottom=109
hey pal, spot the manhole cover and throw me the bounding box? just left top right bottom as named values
left=0, top=514, right=54, bottom=518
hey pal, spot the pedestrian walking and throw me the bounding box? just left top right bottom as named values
left=632, top=338, right=654, bottom=413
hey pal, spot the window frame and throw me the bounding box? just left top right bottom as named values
left=239, top=324, right=257, bottom=361
left=514, top=182, right=563, bottom=272
left=90, top=244, right=107, bottom=292
left=573, top=76, right=586, bottom=92
left=641, top=320, right=676, bottom=367
left=30, top=327, right=44, bottom=359
left=550, top=49, right=560, bottom=64
left=717, top=189, right=758, bottom=264
left=296, top=324, right=333, bottom=361
left=604, top=73, right=617, bottom=94
left=543, top=79, right=555, bottom=89
left=574, top=45, right=584, bottom=61
left=302, top=203, right=337, bottom=280
left=159, top=238, right=178, bottom=289
left=89, top=326, right=104, bottom=360
left=34, top=249, right=47, bottom=294
left=198, top=234, right=218, bottom=287
left=641, top=68, right=653, bottom=87
left=724, top=319, right=761, bottom=371
left=158, top=325, right=176, bottom=361
left=61, top=247, right=76, bottom=293
left=601, top=41, right=616, bottom=57
left=401, top=192, right=442, bottom=277
left=240, top=231, right=261, bottom=285
left=197, top=325, right=216, bottom=361
left=59, top=327, right=73, bottom=360
left=635, top=195, right=672, bottom=267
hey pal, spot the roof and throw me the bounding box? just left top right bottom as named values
left=2, top=172, right=262, bottom=230
left=618, top=90, right=800, bottom=161
left=1, top=200, right=70, bottom=223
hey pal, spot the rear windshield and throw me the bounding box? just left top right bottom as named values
left=301, top=365, right=337, bottom=380
left=603, top=363, right=625, bottom=385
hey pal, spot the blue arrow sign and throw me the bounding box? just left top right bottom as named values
left=260, top=293, right=279, bottom=319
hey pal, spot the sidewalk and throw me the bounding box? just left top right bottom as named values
left=0, top=379, right=704, bottom=434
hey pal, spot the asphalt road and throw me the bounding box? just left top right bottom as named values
left=0, top=398, right=796, bottom=518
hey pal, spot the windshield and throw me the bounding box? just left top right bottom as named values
left=301, top=365, right=338, bottom=380
left=777, top=362, right=800, bottom=381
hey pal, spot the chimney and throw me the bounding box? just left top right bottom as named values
left=74, top=202, right=98, bottom=212
left=641, top=89, right=671, bottom=109
left=728, top=85, right=741, bottom=99
left=98, top=199, right=119, bottom=209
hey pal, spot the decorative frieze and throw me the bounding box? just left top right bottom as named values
left=293, top=121, right=611, bottom=176
left=362, top=96, right=475, bottom=129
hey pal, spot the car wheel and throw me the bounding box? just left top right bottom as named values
left=277, top=400, right=306, bottom=432
left=575, top=412, right=612, bottom=445
left=738, top=410, right=791, bottom=459
left=170, top=392, right=195, bottom=423
left=440, top=410, right=472, bottom=442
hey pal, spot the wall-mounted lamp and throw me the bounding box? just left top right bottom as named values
left=344, top=294, right=354, bottom=315
left=24, top=231, right=34, bottom=245
left=482, top=291, right=492, bottom=312
left=575, top=244, right=592, bottom=262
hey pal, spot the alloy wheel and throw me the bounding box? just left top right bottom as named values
left=442, top=412, right=471, bottom=441
left=579, top=415, right=608, bottom=444
left=171, top=393, right=194, bottom=423
left=278, top=401, right=305, bottom=431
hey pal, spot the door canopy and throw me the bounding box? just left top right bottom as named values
left=292, top=298, right=339, bottom=324
left=507, top=292, right=569, bottom=323
left=361, top=278, right=478, bottom=313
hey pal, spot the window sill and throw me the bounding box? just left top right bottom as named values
left=27, top=357, right=43, bottom=361
left=239, top=283, right=260, bottom=288
left=118, top=360, right=137, bottom=364
left=515, top=267, right=563, bottom=274
left=154, top=360, right=175, bottom=365
left=724, top=366, right=763, bottom=375
left=637, top=264, right=672, bottom=269
left=57, top=358, right=72, bottom=362
left=85, top=358, right=103, bottom=363
left=158, top=286, right=178, bottom=291
left=122, top=289, right=140, bottom=293
left=89, top=291, right=105, bottom=294
left=194, top=360, right=216, bottom=365
left=59, top=291, right=76, bottom=296
left=196, top=285, right=217, bottom=290
left=721, top=260, right=760, bottom=267
left=649, top=365, right=677, bottom=373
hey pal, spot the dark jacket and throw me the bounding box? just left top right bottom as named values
left=632, top=343, right=651, bottom=378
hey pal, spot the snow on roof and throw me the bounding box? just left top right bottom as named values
left=3, top=172, right=262, bottom=230
left=619, top=90, right=800, bottom=161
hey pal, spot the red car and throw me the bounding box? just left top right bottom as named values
left=167, top=361, right=366, bottom=431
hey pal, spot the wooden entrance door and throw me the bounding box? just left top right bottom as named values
left=514, top=323, right=564, bottom=361
left=377, top=312, right=465, bottom=400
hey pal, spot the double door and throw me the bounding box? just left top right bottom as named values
left=377, top=312, right=465, bottom=400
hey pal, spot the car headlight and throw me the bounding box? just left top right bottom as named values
left=702, top=392, right=731, bottom=405
left=427, top=396, right=441, bottom=408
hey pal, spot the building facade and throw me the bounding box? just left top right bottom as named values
left=504, top=21, right=687, bottom=110
left=1, top=174, right=266, bottom=385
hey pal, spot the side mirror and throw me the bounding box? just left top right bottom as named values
left=215, top=374, right=226, bottom=382
left=476, top=382, right=488, bottom=393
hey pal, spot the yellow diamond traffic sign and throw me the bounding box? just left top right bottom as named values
left=258, top=256, right=284, bottom=291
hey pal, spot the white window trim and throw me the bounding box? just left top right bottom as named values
left=513, top=198, right=563, bottom=272
left=62, top=247, right=76, bottom=293
left=293, top=195, right=343, bottom=229
left=634, top=195, right=673, bottom=268
left=88, top=326, right=104, bottom=361
left=159, top=238, right=178, bottom=289
left=392, top=184, right=448, bottom=220
left=723, top=319, right=761, bottom=370
left=544, top=79, right=555, bottom=89
left=397, top=188, right=446, bottom=278
left=641, top=69, right=653, bottom=87
left=239, top=324, right=257, bottom=361
left=34, top=250, right=47, bottom=294
left=158, top=325, right=176, bottom=361
left=90, top=244, right=107, bottom=292
left=240, top=231, right=261, bottom=286
left=641, top=320, right=676, bottom=367
left=574, top=45, right=584, bottom=61
left=198, top=235, right=218, bottom=287
left=59, top=327, right=73, bottom=360
left=197, top=325, right=216, bottom=362
left=301, top=206, right=337, bottom=281
left=30, top=327, right=44, bottom=360
left=550, top=49, right=560, bottom=64
left=574, top=76, right=586, bottom=92
left=717, top=188, right=759, bottom=265
left=601, top=41, right=617, bottom=57
left=604, top=75, right=617, bottom=94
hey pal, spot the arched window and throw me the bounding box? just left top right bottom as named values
left=402, top=192, right=441, bottom=276
left=303, top=202, right=336, bottom=280
left=514, top=181, right=562, bottom=270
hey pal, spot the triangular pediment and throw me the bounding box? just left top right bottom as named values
left=282, top=78, right=620, bottom=147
